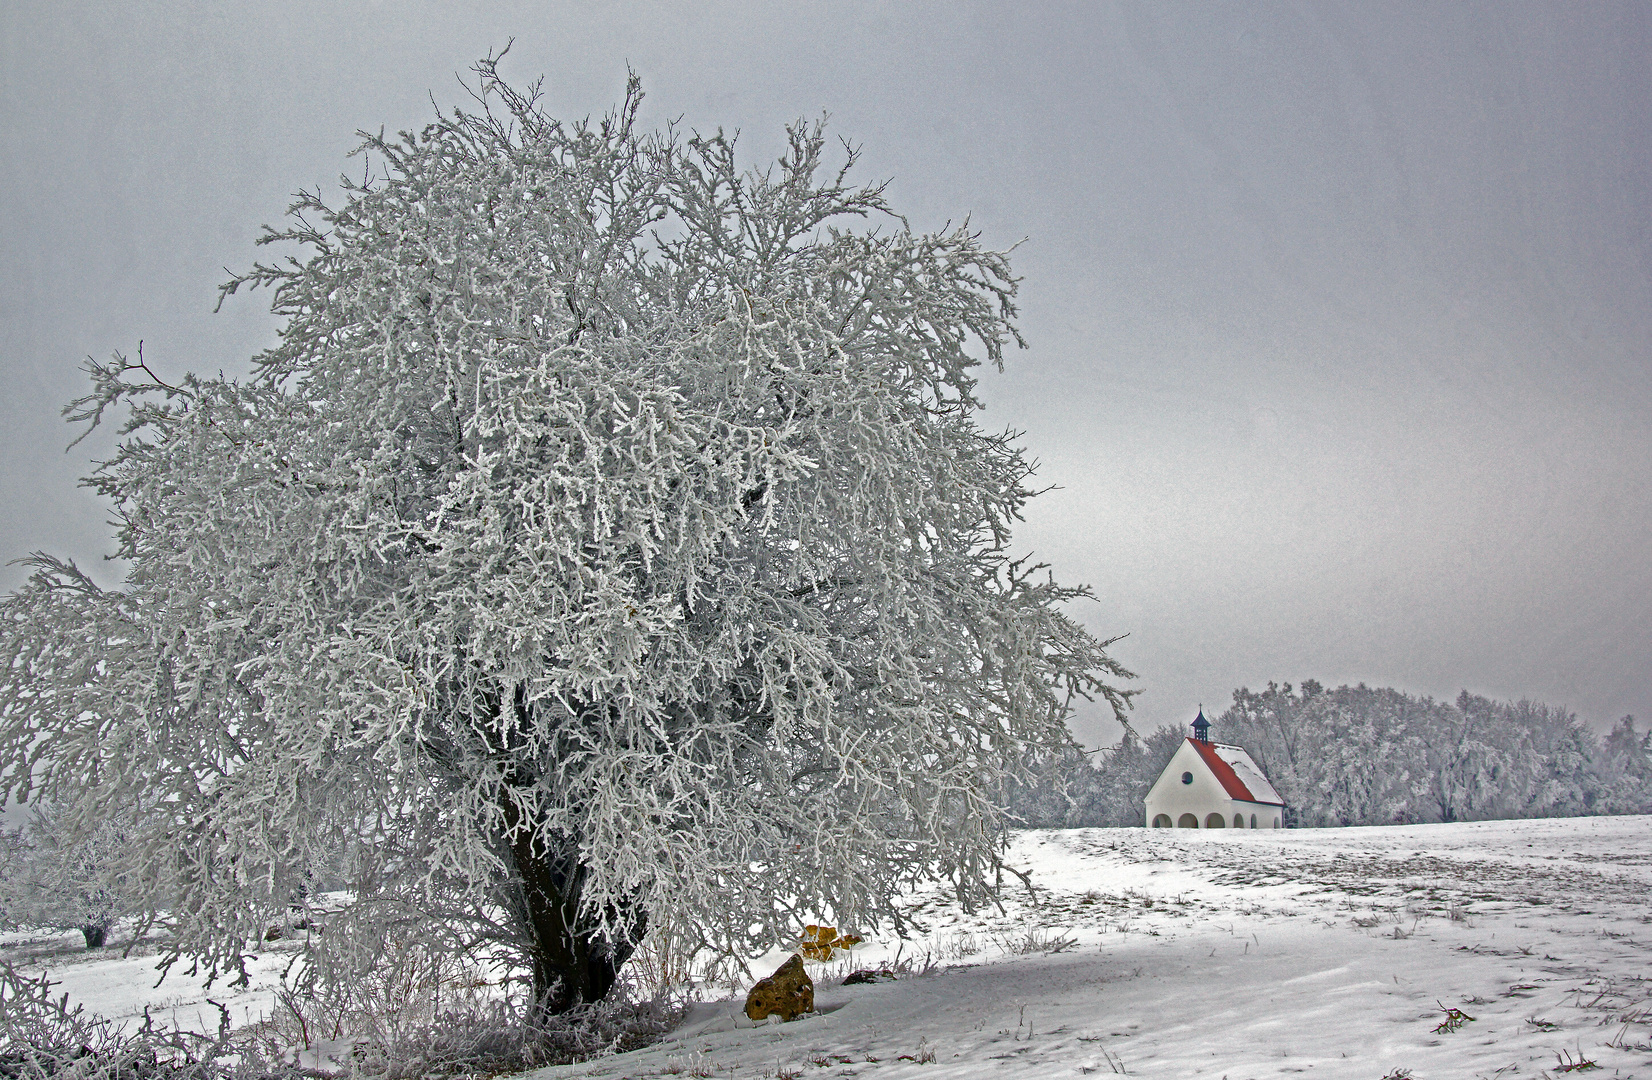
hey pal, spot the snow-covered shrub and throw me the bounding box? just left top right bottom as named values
left=0, top=962, right=250, bottom=1080
left=0, top=953, right=668, bottom=1080
left=248, top=929, right=678, bottom=1078
left=0, top=51, right=1133, bottom=1017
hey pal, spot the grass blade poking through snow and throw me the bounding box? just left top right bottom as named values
left=1432, top=1004, right=1476, bottom=1034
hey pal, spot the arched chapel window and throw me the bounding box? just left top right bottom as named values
left=1178, top=813, right=1199, bottom=828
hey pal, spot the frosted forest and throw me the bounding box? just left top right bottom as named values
left=1009, top=682, right=1652, bottom=830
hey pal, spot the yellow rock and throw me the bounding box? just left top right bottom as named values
left=744, top=954, right=814, bottom=1022
left=799, top=925, right=863, bottom=961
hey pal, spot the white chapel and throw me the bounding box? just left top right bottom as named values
left=1144, top=710, right=1285, bottom=828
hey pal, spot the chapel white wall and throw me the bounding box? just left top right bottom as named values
left=1143, top=740, right=1283, bottom=828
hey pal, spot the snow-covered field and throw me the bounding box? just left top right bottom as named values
left=555, top=816, right=1652, bottom=1079
left=6, top=816, right=1651, bottom=1078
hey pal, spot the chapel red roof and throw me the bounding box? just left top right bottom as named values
left=1187, top=738, right=1283, bottom=805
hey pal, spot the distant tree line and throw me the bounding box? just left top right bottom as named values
left=1008, top=681, right=1652, bottom=828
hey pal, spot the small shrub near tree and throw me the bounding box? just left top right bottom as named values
left=0, top=962, right=242, bottom=1080
left=0, top=959, right=673, bottom=1080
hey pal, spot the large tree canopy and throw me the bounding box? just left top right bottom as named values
left=0, top=58, right=1132, bottom=1012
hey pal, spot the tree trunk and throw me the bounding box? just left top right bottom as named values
left=502, top=799, right=645, bottom=1014
left=81, top=923, right=107, bottom=949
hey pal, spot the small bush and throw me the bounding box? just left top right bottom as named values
left=1, top=955, right=678, bottom=1080
left=992, top=927, right=1078, bottom=955
left=0, top=961, right=258, bottom=1080
left=248, top=932, right=680, bottom=1077
left=841, top=967, right=897, bottom=985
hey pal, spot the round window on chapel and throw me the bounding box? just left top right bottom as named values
left=1180, top=771, right=1193, bottom=785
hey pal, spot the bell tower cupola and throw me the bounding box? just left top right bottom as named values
left=1191, top=708, right=1211, bottom=743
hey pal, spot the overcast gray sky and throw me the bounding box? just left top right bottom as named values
left=3, top=1, right=1648, bottom=747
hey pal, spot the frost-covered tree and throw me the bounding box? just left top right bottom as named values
left=1219, top=680, right=1322, bottom=824
left=1291, top=688, right=1431, bottom=826
left=1003, top=721, right=1186, bottom=829
left=0, top=804, right=131, bottom=948
left=0, top=58, right=1132, bottom=1012
left=1597, top=715, right=1652, bottom=813
left=1602, top=715, right=1650, bottom=782
left=1079, top=723, right=1185, bottom=827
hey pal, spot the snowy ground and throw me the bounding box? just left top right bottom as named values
left=545, top=816, right=1652, bottom=1079
left=5, top=816, right=1650, bottom=1078
left=0, top=915, right=313, bottom=1036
